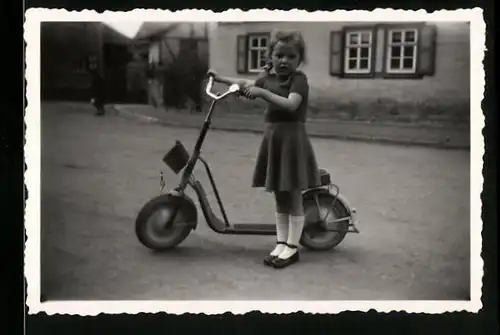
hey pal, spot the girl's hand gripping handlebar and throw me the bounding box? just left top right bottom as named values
left=205, top=75, right=241, bottom=101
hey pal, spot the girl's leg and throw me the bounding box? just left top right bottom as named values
left=277, top=190, right=304, bottom=260
left=266, top=192, right=290, bottom=258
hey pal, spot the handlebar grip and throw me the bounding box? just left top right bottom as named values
left=205, top=74, right=239, bottom=100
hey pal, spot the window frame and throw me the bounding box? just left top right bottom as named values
left=330, top=23, right=433, bottom=80
left=343, top=29, right=375, bottom=75
left=339, top=26, right=378, bottom=78
left=385, top=27, right=419, bottom=74
left=246, top=33, right=269, bottom=73
left=381, top=23, right=426, bottom=79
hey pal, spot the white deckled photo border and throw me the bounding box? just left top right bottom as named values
left=24, top=7, right=486, bottom=316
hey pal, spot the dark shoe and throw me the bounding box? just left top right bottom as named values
left=263, top=255, right=278, bottom=266
left=271, top=244, right=300, bottom=269
left=263, top=241, right=286, bottom=266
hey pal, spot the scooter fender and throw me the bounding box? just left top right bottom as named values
left=302, top=188, right=357, bottom=216
left=162, top=190, right=199, bottom=230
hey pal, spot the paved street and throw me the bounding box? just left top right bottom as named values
left=40, top=102, right=470, bottom=301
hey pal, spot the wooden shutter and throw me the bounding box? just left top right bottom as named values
left=417, top=24, right=437, bottom=76
left=236, top=35, right=248, bottom=74
left=263, top=32, right=272, bottom=68
left=374, top=26, right=386, bottom=75
left=329, top=30, right=344, bottom=76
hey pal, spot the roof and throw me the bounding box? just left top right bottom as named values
left=133, top=22, right=177, bottom=40
left=41, top=21, right=133, bottom=45
left=101, top=23, right=133, bottom=44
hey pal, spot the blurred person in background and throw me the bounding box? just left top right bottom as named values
left=85, top=55, right=106, bottom=116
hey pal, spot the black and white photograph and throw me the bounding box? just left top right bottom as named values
left=24, top=8, right=485, bottom=315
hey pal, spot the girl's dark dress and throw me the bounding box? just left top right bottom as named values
left=251, top=70, right=321, bottom=192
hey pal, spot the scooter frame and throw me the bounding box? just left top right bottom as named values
left=157, top=76, right=360, bottom=237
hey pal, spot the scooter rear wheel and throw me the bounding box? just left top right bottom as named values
left=300, top=193, right=349, bottom=251
left=135, top=195, right=195, bottom=251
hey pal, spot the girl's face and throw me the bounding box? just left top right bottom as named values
left=271, top=41, right=301, bottom=76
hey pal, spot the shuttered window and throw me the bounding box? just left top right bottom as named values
left=344, top=30, right=374, bottom=74
left=386, top=28, right=419, bottom=74
left=236, top=33, right=270, bottom=74
left=330, top=23, right=437, bottom=79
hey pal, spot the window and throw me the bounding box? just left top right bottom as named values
left=386, top=29, right=418, bottom=74
left=236, top=33, right=270, bottom=74
left=330, top=24, right=437, bottom=79
left=344, top=31, right=373, bottom=74
left=79, top=54, right=97, bottom=72
left=179, top=39, right=198, bottom=54
left=247, top=35, right=268, bottom=72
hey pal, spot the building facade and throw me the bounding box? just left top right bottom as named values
left=209, top=21, right=470, bottom=125
left=134, top=22, right=212, bottom=109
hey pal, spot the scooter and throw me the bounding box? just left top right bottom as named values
left=135, top=75, right=360, bottom=252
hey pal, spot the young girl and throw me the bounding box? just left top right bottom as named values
left=209, top=30, right=320, bottom=269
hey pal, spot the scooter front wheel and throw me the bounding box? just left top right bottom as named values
left=300, top=193, right=350, bottom=251
left=135, top=194, right=197, bottom=251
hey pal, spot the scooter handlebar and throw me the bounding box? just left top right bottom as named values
left=205, top=75, right=240, bottom=101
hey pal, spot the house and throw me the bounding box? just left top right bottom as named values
left=209, top=21, right=470, bottom=126
left=41, top=21, right=135, bottom=102
left=134, top=22, right=213, bottom=109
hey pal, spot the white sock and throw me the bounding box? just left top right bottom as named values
left=270, top=213, right=289, bottom=256
left=278, top=215, right=304, bottom=259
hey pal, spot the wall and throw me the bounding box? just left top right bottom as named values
left=147, top=22, right=212, bottom=65
left=41, top=22, right=134, bottom=102
left=209, top=21, right=470, bottom=125
left=41, top=22, right=102, bottom=100
left=127, top=42, right=149, bottom=90
left=145, top=22, right=212, bottom=108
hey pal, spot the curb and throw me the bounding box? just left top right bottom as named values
left=109, top=105, right=470, bottom=151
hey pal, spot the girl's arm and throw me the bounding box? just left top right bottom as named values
left=214, top=75, right=255, bottom=88
left=247, top=72, right=308, bottom=112
left=258, top=90, right=303, bottom=112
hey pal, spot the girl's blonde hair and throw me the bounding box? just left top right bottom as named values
left=264, top=29, right=306, bottom=73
